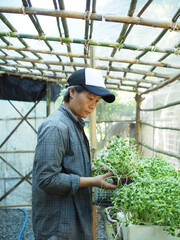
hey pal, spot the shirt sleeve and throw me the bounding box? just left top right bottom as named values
left=33, top=122, right=80, bottom=196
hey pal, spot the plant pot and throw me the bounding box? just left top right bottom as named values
left=112, top=176, right=133, bottom=185
left=119, top=223, right=179, bottom=240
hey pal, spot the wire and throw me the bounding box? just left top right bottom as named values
left=18, top=208, right=28, bottom=240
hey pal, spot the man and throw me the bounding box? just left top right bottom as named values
left=32, top=68, right=117, bottom=240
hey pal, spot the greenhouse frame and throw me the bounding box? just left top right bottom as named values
left=0, top=0, right=180, bottom=239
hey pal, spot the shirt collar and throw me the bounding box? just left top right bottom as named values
left=59, top=104, right=85, bottom=130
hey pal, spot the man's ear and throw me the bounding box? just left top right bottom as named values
left=69, top=86, right=76, bottom=98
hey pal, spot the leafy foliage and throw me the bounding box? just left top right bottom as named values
left=92, top=136, right=180, bottom=237
left=92, top=136, right=139, bottom=177
left=112, top=156, right=180, bottom=237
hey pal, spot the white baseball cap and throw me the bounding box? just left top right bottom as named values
left=67, top=68, right=115, bottom=103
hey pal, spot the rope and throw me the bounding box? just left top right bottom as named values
left=136, top=47, right=142, bottom=51
left=118, top=43, right=124, bottom=51
left=102, top=14, right=106, bottom=22
left=70, top=61, right=74, bottom=68
left=84, top=39, right=90, bottom=53
left=174, top=47, right=180, bottom=55
left=135, top=59, right=140, bottom=64
left=5, top=32, right=11, bottom=37
left=38, top=33, right=46, bottom=40
left=7, top=44, right=12, bottom=48
left=151, top=45, right=157, bottom=52
left=59, top=37, right=64, bottom=45
left=21, top=6, right=26, bottom=15
left=170, top=21, right=178, bottom=32
left=84, top=11, right=92, bottom=21
left=106, top=67, right=110, bottom=74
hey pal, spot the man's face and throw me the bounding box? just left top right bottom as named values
left=68, top=88, right=101, bottom=118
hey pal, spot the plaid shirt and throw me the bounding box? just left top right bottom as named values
left=32, top=104, right=93, bottom=240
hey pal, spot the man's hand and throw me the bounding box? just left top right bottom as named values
left=80, top=172, right=117, bottom=190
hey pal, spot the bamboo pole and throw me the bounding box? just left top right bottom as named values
left=1, top=61, right=160, bottom=86
left=20, top=0, right=55, bottom=66
left=139, top=142, right=180, bottom=159
left=135, top=94, right=144, bottom=150
left=0, top=171, right=32, bottom=202
left=3, top=70, right=139, bottom=93
left=87, top=119, right=135, bottom=124
left=0, top=13, right=41, bottom=61
left=108, top=86, right=136, bottom=93
left=116, top=0, right=153, bottom=49
left=0, top=150, right=35, bottom=153
left=105, top=15, right=180, bottom=30
left=84, top=0, right=91, bottom=64
left=0, top=204, right=32, bottom=208
left=46, top=82, right=50, bottom=116
left=0, top=55, right=174, bottom=79
left=2, top=71, right=67, bottom=83
left=0, top=155, right=32, bottom=185
left=0, top=62, right=73, bottom=77
left=140, top=72, right=180, bottom=95
left=0, top=101, right=40, bottom=149
left=8, top=100, right=37, bottom=134
left=140, top=121, right=180, bottom=132
left=140, top=100, right=180, bottom=111
left=98, top=65, right=172, bottom=79
left=58, top=0, right=75, bottom=71
left=142, top=42, right=180, bottom=81
left=0, top=31, right=179, bottom=55
left=105, top=75, right=157, bottom=85
left=106, top=79, right=148, bottom=89
left=0, top=7, right=180, bottom=30
left=89, top=46, right=97, bottom=240
left=123, top=8, right=180, bottom=79
left=106, top=0, right=138, bottom=78
left=90, top=47, right=97, bottom=160
left=1, top=44, right=179, bottom=70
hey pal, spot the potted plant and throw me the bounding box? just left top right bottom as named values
left=92, top=136, right=139, bottom=184
left=92, top=136, right=139, bottom=205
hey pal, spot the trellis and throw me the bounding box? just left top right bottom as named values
left=0, top=0, right=180, bottom=239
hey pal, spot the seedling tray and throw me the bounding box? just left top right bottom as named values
left=94, top=187, right=115, bottom=206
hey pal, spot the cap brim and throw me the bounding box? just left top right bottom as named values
left=83, top=85, right=115, bottom=103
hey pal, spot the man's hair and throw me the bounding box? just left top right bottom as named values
left=63, top=85, right=85, bottom=103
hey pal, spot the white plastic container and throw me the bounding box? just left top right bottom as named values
left=116, top=212, right=179, bottom=240
left=121, top=223, right=179, bottom=240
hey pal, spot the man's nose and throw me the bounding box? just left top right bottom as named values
left=89, top=103, right=96, bottom=110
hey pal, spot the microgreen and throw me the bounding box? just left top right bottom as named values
left=112, top=156, right=180, bottom=237
left=92, top=136, right=180, bottom=237
left=92, top=136, right=140, bottom=177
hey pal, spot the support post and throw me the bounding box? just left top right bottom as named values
left=90, top=46, right=97, bottom=240
left=135, top=93, right=144, bottom=151
left=46, top=82, right=50, bottom=116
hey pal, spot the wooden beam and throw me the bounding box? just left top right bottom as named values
left=140, top=142, right=180, bottom=159
left=140, top=121, right=180, bottom=132
left=90, top=46, right=97, bottom=240
left=140, top=100, right=180, bottom=111
left=0, top=7, right=179, bottom=30
left=0, top=55, right=173, bottom=79
left=0, top=31, right=179, bottom=55
left=135, top=94, right=144, bottom=150
left=1, top=44, right=179, bottom=69
left=140, top=72, right=180, bottom=95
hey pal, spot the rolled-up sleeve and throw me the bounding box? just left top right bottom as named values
left=33, top=122, right=80, bottom=196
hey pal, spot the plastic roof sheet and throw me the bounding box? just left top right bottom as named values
left=0, top=0, right=179, bottom=95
